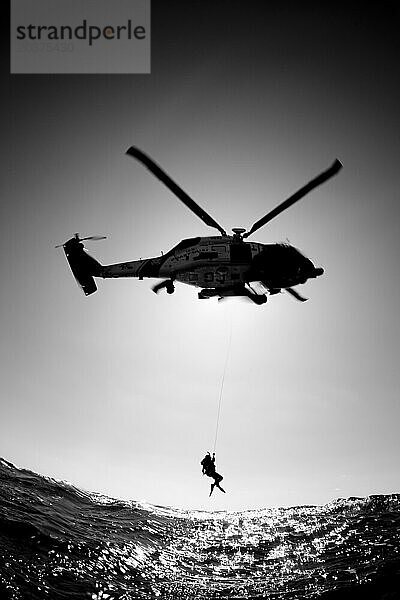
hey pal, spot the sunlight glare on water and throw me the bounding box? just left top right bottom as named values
left=1, top=459, right=400, bottom=599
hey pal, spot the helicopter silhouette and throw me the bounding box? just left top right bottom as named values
left=58, top=147, right=342, bottom=304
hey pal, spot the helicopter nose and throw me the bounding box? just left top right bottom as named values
left=314, top=267, right=324, bottom=277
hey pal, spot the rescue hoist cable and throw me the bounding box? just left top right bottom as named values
left=213, top=308, right=233, bottom=454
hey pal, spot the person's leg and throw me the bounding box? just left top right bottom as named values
left=215, top=473, right=225, bottom=493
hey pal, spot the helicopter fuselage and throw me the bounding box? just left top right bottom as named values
left=99, top=234, right=324, bottom=296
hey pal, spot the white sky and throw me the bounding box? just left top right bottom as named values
left=2, top=2, right=400, bottom=510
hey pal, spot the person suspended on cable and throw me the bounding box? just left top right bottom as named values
left=200, top=452, right=225, bottom=496
left=201, top=452, right=214, bottom=475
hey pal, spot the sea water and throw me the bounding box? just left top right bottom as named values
left=0, top=458, right=399, bottom=599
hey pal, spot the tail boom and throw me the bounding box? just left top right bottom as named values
left=63, top=237, right=162, bottom=295
left=100, top=258, right=161, bottom=280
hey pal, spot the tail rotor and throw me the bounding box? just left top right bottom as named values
left=55, top=233, right=107, bottom=248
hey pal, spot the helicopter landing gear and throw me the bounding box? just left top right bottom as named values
left=166, top=280, right=175, bottom=294
left=152, top=279, right=175, bottom=295
left=198, top=289, right=212, bottom=300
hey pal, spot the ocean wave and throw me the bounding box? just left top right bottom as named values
left=0, top=458, right=399, bottom=599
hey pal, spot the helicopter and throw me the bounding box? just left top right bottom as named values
left=58, top=147, right=342, bottom=305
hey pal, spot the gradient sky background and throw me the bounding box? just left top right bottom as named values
left=2, top=1, right=400, bottom=511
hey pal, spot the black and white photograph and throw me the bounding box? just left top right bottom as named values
left=2, top=1, right=400, bottom=598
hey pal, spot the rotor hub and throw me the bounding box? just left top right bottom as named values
left=232, top=227, right=246, bottom=240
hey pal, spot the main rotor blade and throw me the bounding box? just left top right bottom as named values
left=243, top=159, right=342, bottom=239
left=126, top=146, right=226, bottom=235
